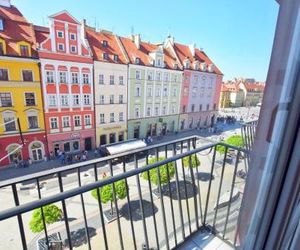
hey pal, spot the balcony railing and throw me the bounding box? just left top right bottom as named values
left=0, top=136, right=248, bottom=250
left=241, top=120, right=258, bottom=152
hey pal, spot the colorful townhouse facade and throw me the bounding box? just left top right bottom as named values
left=0, top=1, right=47, bottom=166
left=34, top=11, right=95, bottom=155
left=165, top=37, right=223, bottom=130
left=85, top=26, right=128, bottom=146
left=120, top=35, right=182, bottom=139
left=238, top=81, right=265, bottom=106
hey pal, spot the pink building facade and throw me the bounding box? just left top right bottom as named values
left=35, top=11, right=95, bottom=155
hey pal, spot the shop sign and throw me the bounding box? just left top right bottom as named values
left=103, top=125, right=122, bottom=131
left=70, top=132, right=80, bottom=139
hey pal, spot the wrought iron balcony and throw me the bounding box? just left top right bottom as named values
left=241, top=120, right=258, bottom=152
left=0, top=136, right=248, bottom=250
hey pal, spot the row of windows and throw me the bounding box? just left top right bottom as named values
left=0, top=68, right=34, bottom=82
left=183, top=86, right=213, bottom=98
left=2, top=111, right=39, bottom=132
left=0, top=92, right=36, bottom=107
left=57, top=30, right=77, bottom=40
left=99, top=94, right=124, bottom=104
left=49, top=115, right=91, bottom=129
left=135, top=85, right=177, bottom=97
left=57, top=43, right=78, bottom=53
left=182, top=103, right=217, bottom=113
left=47, top=94, right=91, bottom=107
left=99, top=112, right=124, bottom=124
left=134, top=105, right=177, bottom=118
left=0, top=41, right=30, bottom=57
left=45, top=71, right=90, bottom=84
left=134, top=70, right=180, bottom=82
left=98, top=74, right=124, bottom=85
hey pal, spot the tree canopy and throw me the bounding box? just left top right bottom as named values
left=141, top=157, right=175, bottom=186
left=182, top=154, right=200, bottom=168
left=217, top=135, right=244, bottom=154
left=29, top=204, right=62, bottom=233
left=91, top=179, right=127, bottom=204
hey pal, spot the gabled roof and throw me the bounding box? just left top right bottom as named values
left=222, top=83, right=240, bottom=92
left=0, top=4, right=37, bottom=57
left=119, top=36, right=179, bottom=69
left=243, top=83, right=265, bottom=92
left=172, top=42, right=222, bottom=75
left=85, top=27, right=127, bottom=64
left=49, top=10, right=79, bottom=24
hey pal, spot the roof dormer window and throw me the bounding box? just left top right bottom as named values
left=0, top=18, right=4, bottom=31
left=194, top=61, right=199, bottom=70
left=184, top=59, right=190, bottom=69
left=114, top=54, right=119, bottom=62
left=103, top=53, right=109, bottom=60
left=102, top=40, right=108, bottom=47
left=135, top=57, right=140, bottom=64
left=200, top=62, right=207, bottom=71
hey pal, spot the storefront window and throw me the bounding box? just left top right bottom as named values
left=7, top=144, right=22, bottom=163
left=64, top=142, right=70, bottom=152
left=73, top=141, right=79, bottom=151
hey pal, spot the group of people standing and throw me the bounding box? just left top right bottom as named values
left=50, top=149, right=89, bottom=165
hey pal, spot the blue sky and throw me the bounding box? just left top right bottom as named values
left=14, top=0, right=279, bottom=81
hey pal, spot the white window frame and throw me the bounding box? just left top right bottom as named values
left=147, top=86, right=152, bottom=97
left=58, top=43, right=65, bottom=51
left=71, top=72, right=79, bottom=84
left=48, top=95, right=56, bottom=107
left=74, top=115, right=81, bottom=127
left=46, top=71, right=54, bottom=83
left=119, top=94, right=124, bottom=104
left=70, top=33, right=76, bottom=40
left=99, top=95, right=105, bottom=104
left=99, top=74, right=104, bottom=84
left=119, top=112, right=124, bottom=122
left=70, top=45, right=77, bottom=53
left=62, top=116, right=70, bottom=128
left=119, top=76, right=124, bottom=85
left=109, top=75, right=114, bottom=85
left=57, top=30, right=64, bottom=38
left=84, top=114, right=91, bottom=126
left=109, top=95, right=114, bottom=104
left=110, top=113, right=115, bottom=123
left=73, top=94, right=80, bottom=106
left=100, top=113, right=105, bottom=124
left=59, top=71, right=67, bottom=83
left=146, top=107, right=151, bottom=116
left=135, top=70, right=141, bottom=80
left=135, top=86, right=141, bottom=97
left=60, top=95, right=69, bottom=106
left=50, top=117, right=58, bottom=129
left=83, top=94, right=91, bottom=105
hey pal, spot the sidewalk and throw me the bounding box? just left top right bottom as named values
left=0, top=123, right=241, bottom=182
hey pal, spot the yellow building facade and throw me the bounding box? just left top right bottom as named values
left=0, top=56, right=48, bottom=165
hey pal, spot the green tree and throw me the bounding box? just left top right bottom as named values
left=182, top=154, right=200, bottom=168
left=216, top=135, right=244, bottom=154
left=91, top=179, right=127, bottom=215
left=141, top=157, right=175, bottom=186
left=29, top=204, right=62, bottom=233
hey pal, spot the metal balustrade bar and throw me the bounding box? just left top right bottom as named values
left=0, top=138, right=248, bottom=250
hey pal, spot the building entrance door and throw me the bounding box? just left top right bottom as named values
left=134, top=125, right=140, bottom=139
left=162, top=123, right=167, bottom=135
left=100, top=135, right=107, bottom=145
left=54, top=143, right=60, bottom=156
left=85, top=137, right=92, bottom=151
left=109, top=133, right=116, bottom=144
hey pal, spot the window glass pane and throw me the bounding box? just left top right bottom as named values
left=22, top=70, right=33, bottom=81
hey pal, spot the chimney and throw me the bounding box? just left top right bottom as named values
left=134, top=34, right=141, bottom=49
left=0, top=0, right=11, bottom=7
left=189, top=43, right=196, bottom=57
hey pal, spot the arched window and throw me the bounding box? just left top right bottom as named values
left=2, top=111, right=16, bottom=132
left=29, top=141, right=44, bottom=161
left=26, top=109, right=39, bottom=129
left=6, top=144, right=22, bottom=163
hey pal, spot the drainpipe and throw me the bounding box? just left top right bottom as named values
left=38, top=62, right=50, bottom=157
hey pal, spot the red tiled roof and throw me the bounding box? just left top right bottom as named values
left=222, top=83, right=240, bottom=92
left=119, top=36, right=178, bottom=69
left=49, top=11, right=79, bottom=24
left=244, top=83, right=265, bottom=92
left=0, top=5, right=37, bottom=57
left=85, top=27, right=127, bottom=64
left=34, top=25, right=49, bottom=44
left=173, top=42, right=222, bottom=75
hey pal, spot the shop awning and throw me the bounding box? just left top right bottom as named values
left=105, top=139, right=147, bottom=155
